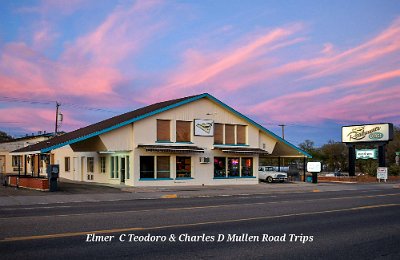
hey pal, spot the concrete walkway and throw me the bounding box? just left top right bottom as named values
left=0, top=180, right=399, bottom=207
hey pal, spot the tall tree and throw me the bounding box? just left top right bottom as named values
left=0, top=131, right=13, bottom=143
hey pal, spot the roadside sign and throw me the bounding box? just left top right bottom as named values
left=307, top=162, right=321, bottom=173
left=377, top=167, right=388, bottom=182
left=356, top=149, right=377, bottom=159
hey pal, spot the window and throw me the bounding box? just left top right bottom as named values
left=115, top=157, right=119, bottom=178
left=12, top=155, right=22, bottom=167
left=176, top=157, right=191, bottom=178
left=126, top=156, right=130, bottom=179
left=225, top=124, right=235, bottom=144
left=87, top=157, right=94, bottom=173
left=241, top=158, right=253, bottom=176
left=176, top=121, right=191, bottom=142
left=237, top=125, right=246, bottom=145
left=140, top=156, right=154, bottom=178
left=228, top=158, right=240, bottom=177
left=214, top=157, right=226, bottom=177
left=100, top=157, right=106, bottom=173
left=65, top=157, right=71, bottom=172
left=214, top=123, right=223, bottom=144
left=110, top=156, right=115, bottom=178
left=157, top=119, right=170, bottom=141
left=157, top=156, right=170, bottom=178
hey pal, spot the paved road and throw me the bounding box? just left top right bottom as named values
left=1, top=188, right=399, bottom=259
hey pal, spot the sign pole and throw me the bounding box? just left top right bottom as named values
left=378, top=144, right=386, bottom=167
left=348, top=145, right=356, bottom=177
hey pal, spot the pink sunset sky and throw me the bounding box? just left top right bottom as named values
left=0, top=0, right=399, bottom=146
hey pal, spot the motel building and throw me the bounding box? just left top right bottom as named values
left=12, top=93, right=310, bottom=186
left=0, top=132, right=53, bottom=176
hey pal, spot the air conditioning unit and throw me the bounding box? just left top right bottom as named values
left=199, top=157, right=210, bottom=164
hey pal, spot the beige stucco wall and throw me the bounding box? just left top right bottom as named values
left=131, top=98, right=270, bottom=186
left=48, top=97, right=300, bottom=186
left=54, top=146, right=133, bottom=185
left=99, top=124, right=133, bottom=151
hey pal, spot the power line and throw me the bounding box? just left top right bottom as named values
left=0, top=96, right=118, bottom=114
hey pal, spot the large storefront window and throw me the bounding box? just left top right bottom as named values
left=241, top=158, right=253, bottom=176
left=176, top=121, right=191, bottom=142
left=140, top=156, right=155, bottom=178
left=176, top=157, right=191, bottom=178
left=157, top=156, right=170, bottom=178
left=214, top=157, right=226, bottom=177
left=228, top=158, right=240, bottom=177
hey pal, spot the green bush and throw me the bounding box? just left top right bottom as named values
left=389, top=164, right=400, bottom=176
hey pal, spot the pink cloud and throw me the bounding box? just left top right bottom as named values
left=149, top=23, right=304, bottom=100
left=18, top=0, right=88, bottom=15
left=0, top=0, right=168, bottom=134
left=0, top=107, right=84, bottom=133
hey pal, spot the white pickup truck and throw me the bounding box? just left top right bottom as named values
left=258, top=166, right=287, bottom=183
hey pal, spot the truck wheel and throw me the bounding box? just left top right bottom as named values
left=267, top=176, right=273, bottom=183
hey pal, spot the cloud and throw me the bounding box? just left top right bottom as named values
left=0, top=0, right=166, bottom=133
left=149, top=23, right=304, bottom=100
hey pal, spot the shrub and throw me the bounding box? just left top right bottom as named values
left=389, top=164, right=400, bottom=176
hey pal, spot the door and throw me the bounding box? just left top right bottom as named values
left=120, top=157, right=125, bottom=183
left=72, top=157, right=79, bottom=181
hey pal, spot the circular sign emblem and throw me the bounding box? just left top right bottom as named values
left=369, top=132, right=383, bottom=140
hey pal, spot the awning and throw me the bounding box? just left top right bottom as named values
left=138, top=145, right=204, bottom=154
left=214, top=146, right=269, bottom=155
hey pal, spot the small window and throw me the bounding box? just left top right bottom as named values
left=237, top=125, right=246, bottom=145
left=12, top=155, right=22, bottom=167
left=100, top=157, right=106, bottom=173
left=65, top=157, right=71, bottom=172
left=157, top=156, right=170, bottom=178
left=115, top=157, right=119, bottom=178
left=126, top=156, right=130, bottom=179
left=176, top=157, right=191, bottom=178
left=157, top=120, right=170, bottom=141
left=214, top=123, right=223, bottom=144
left=110, top=156, right=115, bottom=178
left=225, top=124, right=235, bottom=144
left=176, top=121, right=191, bottom=142
left=87, top=157, right=94, bottom=173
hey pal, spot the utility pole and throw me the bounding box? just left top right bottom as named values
left=278, top=124, right=286, bottom=140
left=55, top=102, right=60, bottom=136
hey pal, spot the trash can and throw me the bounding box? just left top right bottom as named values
left=306, top=176, right=312, bottom=182
left=47, top=165, right=59, bottom=192
left=312, top=172, right=318, bottom=183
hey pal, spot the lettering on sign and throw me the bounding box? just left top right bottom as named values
left=342, top=123, right=393, bottom=143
